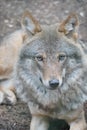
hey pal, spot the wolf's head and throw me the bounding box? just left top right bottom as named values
left=18, top=10, right=85, bottom=92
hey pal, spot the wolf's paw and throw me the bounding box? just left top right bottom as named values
left=0, top=88, right=17, bottom=105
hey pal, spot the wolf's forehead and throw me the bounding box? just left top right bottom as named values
left=26, top=25, right=78, bottom=54
left=41, top=25, right=61, bottom=42
left=31, top=36, right=61, bottom=53
left=35, top=27, right=62, bottom=48
left=27, top=27, right=60, bottom=50
left=37, top=26, right=78, bottom=52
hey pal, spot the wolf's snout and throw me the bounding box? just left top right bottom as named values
left=49, top=79, right=59, bottom=90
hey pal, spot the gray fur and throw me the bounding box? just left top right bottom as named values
left=14, top=24, right=87, bottom=129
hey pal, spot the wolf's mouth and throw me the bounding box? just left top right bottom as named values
left=46, top=85, right=58, bottom=90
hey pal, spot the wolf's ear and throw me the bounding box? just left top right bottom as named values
left=58, top=13, right=79, bottom=41
left=21, top=10, right=42, bottom=35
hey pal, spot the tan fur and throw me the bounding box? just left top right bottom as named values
left=21, top=10, right=42, bottom=34
left=0, top=11, right=31, bottom=104
left=58, top=13, right=79, bottom=41
left=0, top=30, right=25, bottom=78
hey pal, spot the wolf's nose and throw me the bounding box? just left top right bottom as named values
left=49, top=79, right=59, bottom=89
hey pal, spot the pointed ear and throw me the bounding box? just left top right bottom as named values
left=21, top=10, right=42, bottom=35
left=58, top=13, right=79, bottom=41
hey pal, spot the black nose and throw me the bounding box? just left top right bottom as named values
left=49, top=79, right=59, bottom=89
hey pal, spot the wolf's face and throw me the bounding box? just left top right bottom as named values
left=16, top=11, right=87, bottom=112
left=19, top=25, right=84, bottom=92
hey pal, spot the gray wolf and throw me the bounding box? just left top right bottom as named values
left=14, top=10, right=87, bottom=130
left=0, top=11, right=29, bottom=104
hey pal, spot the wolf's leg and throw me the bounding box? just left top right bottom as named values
left=0, top=79, right=16, bottom=104
left=70, top=111, right=87, bottom=130
left=30, top=115, right=49, bottom=130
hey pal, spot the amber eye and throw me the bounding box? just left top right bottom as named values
left=35, top=55, right=44, bottom=61
left=58, top=54, right=66, bottom=62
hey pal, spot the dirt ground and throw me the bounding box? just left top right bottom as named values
left=0, top=0, right=87, bottom=130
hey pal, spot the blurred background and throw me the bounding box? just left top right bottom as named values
left=0, top=0, right=87, bottom=130
left=0, top=0, right=87, bottom=41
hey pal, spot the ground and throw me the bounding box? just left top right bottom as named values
left=0, top=102, right=31, bottom=130
left=0, top=0, right=87, bottom=130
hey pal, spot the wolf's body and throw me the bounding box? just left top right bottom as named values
left=0, top=12, right=29, bottom=104
left=14, top=11, right=87, bottom=130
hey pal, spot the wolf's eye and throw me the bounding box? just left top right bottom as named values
left=58, top=54, right=66, bottom=62
left=35, top=56, right=44, bottom=61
